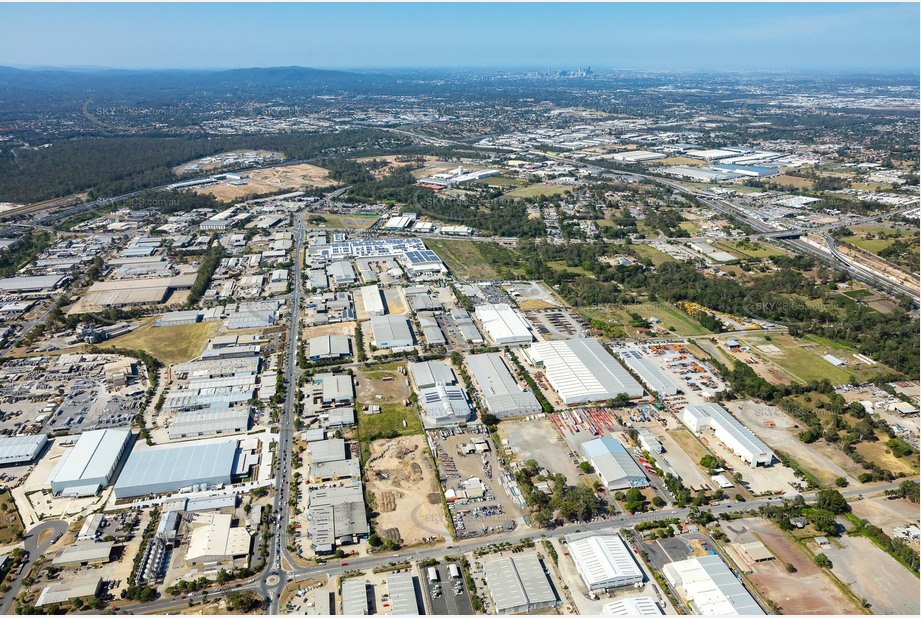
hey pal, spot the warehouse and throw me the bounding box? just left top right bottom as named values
left=409, top=360, right=456, bottom=389
left=660, top=166, right=741, bottom=183
left=420, top=383, right=473, bottom=426
left=369, top=315, right=414, bottom=349
left=113, top=440, right=238, bottom=498
left=602, top=597, right=663, bottom=615
left=401, top=248, right=448, bottom=276
left=52, top=542, right=114, bottom=567
left=82, top=275, right=196, bottom=307
left=465, top=353, right=542, bottom=418
left=483, top=554, right=558, bottom=614
left=0, top=274, right=66, bottom=293
left=341, top=579, right=370, bottom=616
left=307, top=438, right=346, bottom=464
left=565, top=531, right=644, bottom=590
left=581, top=438, right=649, bottom=490
left=450, top=308, right=484, bottom=344
left=475, top=303, right=533, bottom=345
left=616, top=349, right=680, bottom=396
left=419, top=315, right=447, bottom=347
left=308, top=483, right=369, bottom=551
left=308, top=335, right=351, bottom=360
left=360, top=284, right=386, bottom=316
left=608, top=150, right=666, bottom=163
left=322, top=407, right=356, bottom=428
left=35, top=574, right=102, bottom=608
left=527, top=339, right=643, bottom=404
left=387, top=572, right=421, bottom=615
left=167, top=408, right=251, bottom=439
left=155, top=310, right=203, bottom=327
left=0, top=434, right=48, bottom=466
left=327, top=260, right=357, bottom=286
left=710, top=164, right=779, bottom=178
left=315, top=373, right=354, bottom=404
left=47, top=428, right=132, bottom=497
left=637, top=428, right=663, bottom=454
left=682, top=404, right=774, bottom=468
left=184, top=512, right=252, bottom=566
left=309, top=458, right=361, bottom=482
left=662, top=555, right=765, bottom=615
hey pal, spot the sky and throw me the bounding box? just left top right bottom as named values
left=0, top=2, right=918, bottom=73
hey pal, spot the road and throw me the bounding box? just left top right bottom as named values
left=0, top=520, right=69, bottom=615
left=126, top=478, right=914, bottom=615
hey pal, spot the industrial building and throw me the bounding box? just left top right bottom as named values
left=682, top=404, right=774, bottom=468
left=167, top=408, right=251, bottom=440
left=113, top=440, right=239, bottom=498
left=409, top=360, right=456, bottom=389
left=450, top=308, right=484, bottom=344
left=602, top=597, right=663, bottom=615
left=616, top=349, right=681, bottom=396
left=608, top=150, right=666, bottom=163
left=307, top=482, right=369, bottom=552
left=314, top=373, right=354, bottom=404
left=565, top=531, right=644, bottom=590
left=82, top=275, right=196, bottom=307
left=527, top=339, right=643, bottom=404
left=475, top=303, right=533, bottom=345
left=47, top=428, right=132, bottom=497
left=360, top=284, right=386, bottom=316
left=341, top=579, right=370, bottom=615
left=307, top=438, right=346, bottom=464
left=184, top=512, right=252, bottom=566
left=637, top=428, right=663, bottom=454
left=581, top=438, right=649, bottom=490
left=0, top=434, right=48, bottom=466
left=465, top=353, right=542, bottom=418
left=387, top=572, right=421, bottom=615
left=482, top=554, right=558, bottom=614
left=35, top=574, right=102, bottom=608
left=369, top=315, right=414, bottom=349
left=420, top=383, right=473, bottom=426
left=308, top=335, right=352, bottom=360
left=52, top=542, right=115, bottom=567
left=327, top=260, right=357, bottom=286
left=662, top=555, right=765, bottom=615
left=0, top=274, right=66, bottom=293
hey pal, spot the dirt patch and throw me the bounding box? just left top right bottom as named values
left=304, top=321, right=357, bottom=340
left=193, top=163, right=335, bottom=202
left=356, top=155, right=439, bottom=179
left=822, top=534, right=919, bottom=614
left=850, top=495, right=921, bottom=530
left=742, top=518, right=862, bottom=614
left=365, top=435, right=449, bottom=545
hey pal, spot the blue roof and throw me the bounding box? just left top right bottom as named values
left=581, top=437, right=627, bottom=457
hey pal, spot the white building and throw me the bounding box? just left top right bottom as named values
left=565, top=532, right=644, bottom=590
left=360, top=284, right=386, bottom=316
left=46, top=429, right=132, bottom=496
left=602, top=597, right=663, bottom=615
left=475, top=304, right=533, bottom=345
left=682, top=404, right=774, bottom=468
left=581, top=438, right=649, bottom=490
left=662, top=555, right=764, bottom=615
left=527, top=339, right=643, bottom=404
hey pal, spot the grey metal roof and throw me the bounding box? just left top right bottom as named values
left=409, top=360, right=456, bottom=389
left=52, top=541, right=114, bottom=566
left=581, top=438, right=649, bottom=489
left=387, top=572, right=420, bottom=615
left=341, top=579, right=368, bottom=615
left=47, top=429, right=131, bottom=489
left=0, top=434, right=47, bottom=464
left=114, top=440, right=237, bottom=498
left=466, top=353, right=541, bottom=417
left=167, top=408, right=250, bottom=438
left=483, top=554, right=556, bottom=612
left=308, top=439, right=346, bottom=463
left=370, top=315, right=414, bottom=347
left=309, top=335, right=351, bottom=358
left=616, top=349, right=681, bottom=396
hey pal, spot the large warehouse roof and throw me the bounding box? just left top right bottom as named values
left=113, top=440, right=238, bottom=498
left=409, top=360, right=456, bottom=389
left=308, top=335, right=350, bottom=359
left=662, top=555, right=764, bottom=615
left=528, top=339, right=643, bottom=404
left=0, top=274, right=65, bottom=293
left=475, top=304, right=533, bottom=345
left=565, top=532, right=644, bottom=590
left=602, top=597, right=663, bottom=615
left=684, top=404, right=774, bottom=467
left=52, top=541, right=114, bottom=566
left=167, top=408, right=250, bottom=439
left=466, top=353, right=542, bottom=418
left=369, top=315, right=414, bottom=348
left=616, top=349, right=681, bottom=396
left=341, top=580, right=369, bottom=616
left=387, top=572, right=420, bottom=615
left=0, top=434, right=48, bottom=465
left=483, top=554, right=557, bottom=614
left=581, top=438, right=649, bottom=490
left=47, top=428, right=131, bottom=495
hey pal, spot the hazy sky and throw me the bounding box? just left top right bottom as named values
left=1, top=2, right=918, bottom=72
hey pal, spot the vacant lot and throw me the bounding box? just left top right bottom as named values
left=356, top=154, right=439, bottom=178
left=106, top=317, right=217, bottom=364
left=305, top=213, right=379, bottom=229
left=423, top=238, right=524, bottom=280
left=739, top=518, right=862, bottom=615
left=356, top=363, right=420, bottom=459
left=713, top=240, right=786, bottom=260
left=630, top=244, right=677, bottom=267
left=499, top=417, right=581, bottom=485
left=0, top=488, right=24, bottom=544
left=505, top=184, right=572, bottom=198
left=577, top=301, right=709, bottom=338
left=365, top=435, right=449, bottom=545
left=770, top=174, right=815, bottom=189
left=822, top=534, right=919, bottom=614
left=855, top=437, right=919, bottom=477
left=194, top=162, right=335, bottom=202
left=740, top=333, right=855, bottom=384
left=851, top=495, right=921, bottom=530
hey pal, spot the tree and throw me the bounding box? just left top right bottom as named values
left=814, top=553, right=832, bottom=568
left=578, top=461, right=594, bottom=473
left=834, top=477, right=849, bottom=488
left=652, top=496, right=666, bottom=508
left=480, top=413, right=500, bottom=429
left=815, top=489, right=850, bottom=515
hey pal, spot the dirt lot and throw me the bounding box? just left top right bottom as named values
left=381, top=287, right=407, bottom=315
left=730, top=517, right=862, bottom=615
left=498, top=417, right=582, bottom=485
left=303, top=321, right=356, bottom=340
left=193, top=163, right=335, bottom=202
left=850, top=495, right=921, bottom=530
left=650, top=426, right=714, bottom=491
left=365, top=434, right=449, bottom=545
left=726, top=400, right=862, bottom=486
left=356, top=154, right=439, bottom=178
left=821, top=534, right=919, bottom=614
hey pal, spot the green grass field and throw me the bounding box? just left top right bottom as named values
left=679, top=221, right=701, bottom=235
left=423, top=238, right=525, bottom=280
left=472, top=176, right=526, bottom=188
left=105, top=318, right=217, bottom=364
left=305, top=213, right=379, bottom=229
left=630, top=244, right=676, bottom=267
left=0, top=489, right=24, bottom=544
left=505, top=184, right=572, bottom=198
left=577, top=301, right=710, bottom=338
left=841, top=288, right=872, bottom=300
left=713, top=240, right=787, bottom=260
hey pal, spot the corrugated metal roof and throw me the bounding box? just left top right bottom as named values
left=483, top=554, right=556, bottom=612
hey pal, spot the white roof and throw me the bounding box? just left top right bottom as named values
left=47, top=428, right=130, bottom=489
left=185, top=512, right=252, bottom=563
left=0, top=434, right=47, bottom=464
left=566, top=532, right=644, bottom=590
left=465, top=353, right=542, bottom=417
left=662, top=555, right=764, bottom=615
left=360, top=284, right=386, bottom=314
left=387, top=572, right=420, bottom=615
left=581, top=438, right=649, bottom=489
left=616, top=349, right=681, bottom=396
left=475, top=303, right=533, bottom=344
left=684, top=404, right=773, bottom=462
left=529, top=339, right=643, bottom=404
left=603, top=597, right=663, bottom=615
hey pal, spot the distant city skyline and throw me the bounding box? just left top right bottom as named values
left=0, top=2, right=918, bottom=73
